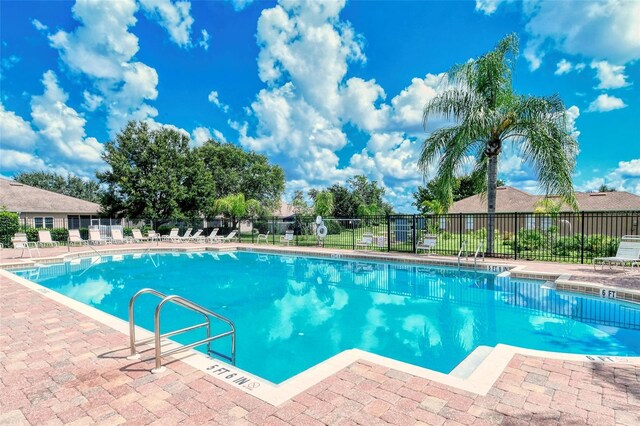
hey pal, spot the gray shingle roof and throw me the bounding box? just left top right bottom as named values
left=0, top=178, right=101, bottom=214
left=448, top=186, right=640, bottom=213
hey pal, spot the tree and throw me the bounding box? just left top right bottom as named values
left=97, top=121, right=215, bottom=219
left=327, top=184, right=356, bottom=217
left=291, top=190, right=311, bottom=215
left=14, top=171, right=103, bottom=203
left=195, top=141, right=285, bottom=213
left=413, top=173, right=504, bottom=214
left=213, top=193, right=262, bottom=229
left=419, top=34, right=577, bottom=254
left=597, top=184, right=616, bottom=192
left=313, top=191, right=334, bottom=217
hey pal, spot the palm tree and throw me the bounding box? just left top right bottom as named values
left=419, top=34, right=578, bottom=255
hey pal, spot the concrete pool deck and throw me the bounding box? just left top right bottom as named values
left=1, top=242, right=639, bottom=424
left=1, top=275, right=639, bottom=425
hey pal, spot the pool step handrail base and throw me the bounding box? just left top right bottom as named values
left=128, top=288, right=236, bottom=373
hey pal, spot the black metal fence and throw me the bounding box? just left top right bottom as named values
left=2, top=211, right=639, bottom=264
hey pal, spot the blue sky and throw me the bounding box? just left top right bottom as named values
left=1, top=0, right=639, bottom=212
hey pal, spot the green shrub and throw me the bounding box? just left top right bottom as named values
left=0, top=208, right=20, bottom=247
left=157, top=225, right=174, bottom=235
left=123, top=227, right=133, bottom=237
left=50, top=228, right=69, bottom=242
left=552, top=235, right=581, bottom=256
left=516, top=229, right=544, bottom=251
left=325, top=220, right=343, bottom=235
left=25, top=227, right=39, bottom=242
left=440, top=231, right=452, bottom=240
left=584, top=235, right=619, bottom=257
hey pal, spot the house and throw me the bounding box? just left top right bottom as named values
left=433, top=186, right=640, bottom=236
left=0, top=177, right=102, bottom=229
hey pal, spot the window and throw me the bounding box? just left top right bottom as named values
left=525, top=215, right=536, bottom=230
left=465, top=216, right=474, bottom=230
left=541, top=217, right=553, bottom=231
left=440, top=217, right=446, bottom=230
left=34, top=217, right=54, bottom=229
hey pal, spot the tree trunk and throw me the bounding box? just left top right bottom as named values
left=486, top=140, right=501, bottom=256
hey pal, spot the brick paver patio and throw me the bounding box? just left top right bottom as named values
left=1, top=275, right=639, bottom=425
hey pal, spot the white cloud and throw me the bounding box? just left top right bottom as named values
left=389, top=73, right=447, bottom=133
left=617, top=159, right=640, bottom=178
left=340, top=77, right=389, bottom=132
left=208, top=90, right=229, bottom=112
left=139, top=0, right=194, bottom=48
left=31, top=19, right=48, bottom=31
left=566, top=105, right=580, bottom=139
left=554, top=59, right=585, bottom=75
left=524, top=0, right=640, bottom=68
left=474, top=0, right=511, bottom=15
left=587, top=94, right=627, bottom=112
left=228, top=0, right=254, bottom=11
left=555, top=59, right=572, bottom=75
left=199, top=29, right=210, bottom=50
left=577, top=158, right=640, bottom=195
left=191, top=127, right=212, bottom=147
left=30, top=71, right=104, bottom=165
left=590, top=60, right=630, bottom=89
left=524, top=39, right=544, bottom=71
left=0, top=103, right=37, bottom=150
left=0, top=149, right=49, bottom=172
left=82, top=91, right=103, bottom=111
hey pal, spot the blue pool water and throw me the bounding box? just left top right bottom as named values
left=15, top=251, right=640, bottom=384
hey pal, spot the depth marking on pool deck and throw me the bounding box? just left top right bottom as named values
left=2, top=252, right=640, bottom=407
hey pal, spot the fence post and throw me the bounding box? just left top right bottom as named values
left=387, top=215, right=391, bottom=252
left=412, top=215, right=417, bottom=253
left=271, top=217, right=276, bottom=245
left=580, top=211, right=585, bottom=264
left=459, top=213, right=463, bottom=251
left=352, top=220, right=355, bottom=250
left=514, top=212, right=518, bottom=260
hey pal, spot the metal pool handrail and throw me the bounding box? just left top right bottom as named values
left=128, top=288, right=236, bottom=373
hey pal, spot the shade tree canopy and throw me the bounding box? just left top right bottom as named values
left=14, top=171, right=103, bottom=203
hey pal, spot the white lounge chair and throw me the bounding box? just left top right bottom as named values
left=147, top=230, right=160, bottom=241
left=161, top=228, right=180, bottom=242
left=170, top=228, right=193, bottom=243
left=38, top=230, right=59, bottom=248
left=280, top=230, right=294, bottom=246
left=593, top=235, right=640, bottom=270
left=187, top=229, right=203, bottom=242
left=257, top=230, right=270, bottom=244
left=416, top=235, right=438, bottom=255
left=68, top=230, right=88, bottom=246
left=89, top=229, right=112, bottom=245
left=355, top=233, right=374, bottom=250
left=214, top=230, right=238, bottom=243
left=12, top=233, right=40, bottom=258
left=203, top=228, right=219, bottom=243
left=110, top=229, right=127, bottom=244
left=131, top=229, right=149, bottom=242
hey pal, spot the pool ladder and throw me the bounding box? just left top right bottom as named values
left=457, top=241, right=485, bottom=270
left=128, top=288, right=236, bottom=373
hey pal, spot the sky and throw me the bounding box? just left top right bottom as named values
left=1, top=0, right=639, bottom=213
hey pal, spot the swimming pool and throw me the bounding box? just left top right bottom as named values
left=14, top=251, right=640, bottom=384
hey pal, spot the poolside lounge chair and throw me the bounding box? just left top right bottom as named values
left=89, top=229, right=112, bottom=245
left=187, top=229, right=203, bottom=242
left=131, top=229, right=149, bottom=242
left=110, top=229, right=127, bottom=244
left=416, top=235, right=438, bottom=255
left=68, top=230, right=88, bottom=246
left=355, top=233, right=374, bottom=250
left=161, top=228, right=180, bottom=242
left=12, top=234, right=40, bottom=258
left=38, top=230, right=59, bottom=248
left=147, top=230, right=160, bottom=241
left=280, top=230, right=294, bottom=246
left=214, top=230, right=238, bottom=243
left=169, top=228, right=193, bottom=243
left=203, top=228, right=219, bottom=243
left=257, top=230, right=270, bottom=244
left=593, top=235, right=640, bottom=270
